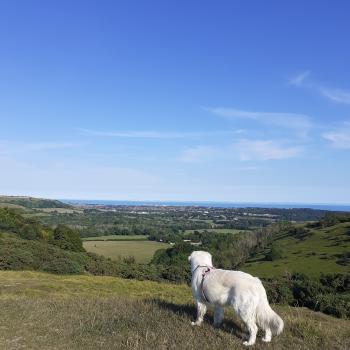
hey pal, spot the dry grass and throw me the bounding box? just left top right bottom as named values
left=0, top=271, right=349, bottom=350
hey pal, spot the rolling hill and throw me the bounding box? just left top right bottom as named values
left=242, top=220, right=350, bottom=278
left=0, top=196, right=71, bottom=210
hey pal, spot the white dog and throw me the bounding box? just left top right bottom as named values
left=188, top=251, right=284, bottom=346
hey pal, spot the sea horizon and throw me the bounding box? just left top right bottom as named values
left=61, top=199, right=350, bottom=212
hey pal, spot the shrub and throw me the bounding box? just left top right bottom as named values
left=316, top=293, right=350, bottom=319
left=320, top=273, right=350, bottom=293
left=19, top=222, right=42, bottom=240
left=266, top=244, right=283, bottom=261
left=42, top=257, right=83, bottom=274
left=262, top=279, right=294, bottom=304
left=0, top=208, right=24, bottom=232
left=336, top=252, right=350, bottom=266
left=123, top=255, right=136, bottom=264
left=0, top=245, right=36, bottom=270
left=52, top=225, right=84, bottom=252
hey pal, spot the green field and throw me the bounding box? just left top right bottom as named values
left=83, top=240, right=170, bottom=262
left=83, top=235, right=148, bottom=241
left=242, top=222, right=350, bottom=278
left=0, top=271, right=349, bottom=350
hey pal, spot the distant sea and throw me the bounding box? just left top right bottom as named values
left=61, top=199, right=350, bottom=212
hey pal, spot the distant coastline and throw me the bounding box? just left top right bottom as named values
left=62, top=199, right=350, bottom=212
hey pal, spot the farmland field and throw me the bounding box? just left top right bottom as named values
left=83, top=235, right=148, bottom=241
left=83, top=240, right=170, bottom=262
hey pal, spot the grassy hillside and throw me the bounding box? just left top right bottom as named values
left=0, top=271, right=349, bottom=350
left=242, top=221, right=350, bottom=279
left=0, top=196, right=71, bottom=210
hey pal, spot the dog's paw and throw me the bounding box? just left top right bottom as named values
left=243, top=341, right=255, bottom=346
left=262, top=337, right=271, bottom=343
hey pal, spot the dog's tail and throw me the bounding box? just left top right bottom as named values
left=256, top=294, right=284, bottom=335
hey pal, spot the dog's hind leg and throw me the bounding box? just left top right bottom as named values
left=233, top=303, right=257, bottom=346
left=213, top=305, right=224, bottom=327
left=262, top=328, right=272, bottom=342
left=242, top=317, right=258, bottom=346
left=191, top=301, right=207, bottom=326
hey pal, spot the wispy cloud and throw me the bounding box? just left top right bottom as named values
left=0, top=141, right=81, bottom=153
left=322, top=123, right=350, bottom=149
left=26, top=142, right=82, bottom=150
left=289, top=70, right=310, bottom=87
left=177, top=146, right=218, bottom=163
left=80, top=128, right=233, bottom=139
left=234, top=139, right=302, bottom=161
left=289, top=71, right=350, bottom=105
left=178, top=139, right=302, bottom=163
left=205, top=107, right=312, bottom=132
left=319, top=88, right=350, bottom=105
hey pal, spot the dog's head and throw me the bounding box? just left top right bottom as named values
left=188, top=251, right=213, bottom=271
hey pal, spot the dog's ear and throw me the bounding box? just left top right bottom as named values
left=188, top=255, right=191, bottom=262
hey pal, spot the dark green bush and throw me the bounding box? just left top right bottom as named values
left=320, top=273, right=350, bottom=292
left=0, top=244, right=37, bottom=270
left=263, top=273, right=350, bottom=319
left=42, top=257, right=83, bottom=274
left=0, top=208, right=24, bottom=232
left=52, top=224, right=84, bottom=252
left=336, top=252, right=350, bottom=266
left=316, top=293, right=350, bottom=319
left=265, top=244, right=283, bottom=261
left=262, top=279, right=294, bottom=304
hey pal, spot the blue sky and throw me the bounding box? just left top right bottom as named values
left=0, top=1, right=350, bottom=203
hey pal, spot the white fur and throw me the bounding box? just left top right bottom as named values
left=189, top=251, right=284, bottom=346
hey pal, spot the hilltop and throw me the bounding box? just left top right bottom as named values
left=0, top=196, right=71, bottom=210
left=0, top=271, right=349, bottom=350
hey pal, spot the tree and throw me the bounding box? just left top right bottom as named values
left=266, top=244, right=282, bottom=261
left=52, top=225, right=84, bottom=252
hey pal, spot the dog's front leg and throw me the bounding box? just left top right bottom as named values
left=191, top=301, right=207, bottom=326
left=213, top=305, right=224, bottom=327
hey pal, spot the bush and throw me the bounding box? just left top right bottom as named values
left=316, top=293, right=350, bottom=319
left=123, top=256, right=136, bottom=264
left=42, top=257, right=83, bottom=274
left=320, top=273, right=350, bottom=293
left=262, top=279, right=294, bottom=304
left=0, top=208, right=24, bottom=232
left=0, top=235, right=86, bottom=274
left=0, top=245, right=37, bottom=270
left=292, top=275, right=326, bottom=308
left=266, top=244, right=283, bottom=261
left=52, top=225, right=85, bottom=252
left=336, top=252, right=350, bottom=266
left=19, top=222, right=42, bottom=240
left=159, top=265, right=190, bottom=283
